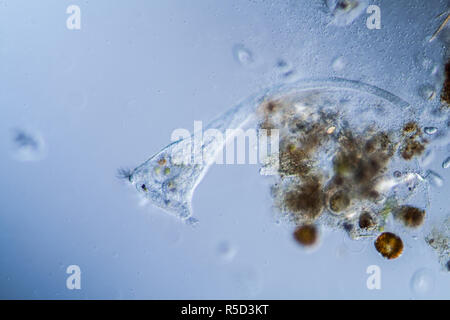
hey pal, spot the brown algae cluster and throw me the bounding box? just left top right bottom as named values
left=257, top=93, right=431, bottom=258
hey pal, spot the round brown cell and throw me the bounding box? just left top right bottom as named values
left=359, top=211, right=375, bottom=229
left=396, top=206, right=426, bottom=228
left=374, top=232, right=403, bottom=260
left=329, top=190, right=350, bottom=213
left=293, top=224, right=318, bottom=247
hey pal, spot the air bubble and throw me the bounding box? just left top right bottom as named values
left=425, top=170, right=443, bottom=188
left=232, top=44, right=254, bottom=67
left=442, top=157, right=450, bottom=169
left=233, top=267, right=263, bottom=297
left=418, top=84, right=436, bottom=101
left=419, top=149, right=434, bottom=167
left=424, top=127, right=437, bottom=135
left=217, top=241, right=237, bottom=262
left=410, top=268, right=435, bottom=297
left=332, top=56, right=346, bottom=72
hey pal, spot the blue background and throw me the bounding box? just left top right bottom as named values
left=0, top=0, right=449, bottom=299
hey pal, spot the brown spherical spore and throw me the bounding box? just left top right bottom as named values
left=359, top=211, right=375, bottom=229
left=374, top=232, right=404, bottom=260
left=396, top=206, right=426, bottom=228
left=329, top=190, right=350, bottom=213
left=294, top=224, right=318, bottom=247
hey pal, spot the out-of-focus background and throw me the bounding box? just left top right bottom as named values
left=0, top=0, right=449, bottom=299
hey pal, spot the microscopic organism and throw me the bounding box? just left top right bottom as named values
left=442, top=60, right=450, bottom=105
left=121, top=78, right=448, bottom=266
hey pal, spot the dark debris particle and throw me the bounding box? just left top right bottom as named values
left=441, top=60, right=450, bottom=105
left=395, top=206, right=426, bottom=228
left=259, top=100, right=281, bottom=117
left=13, top=130, right=39, bottom=149
left=337, top=1, right=349, bottom=10
left=374, top=232, right=404, bottom=260
left=343, top=222, right=353, bottom=232
left=403, top=122, right=419, bottom=134
left=294, top=224, right=318, bottom=247
left=336, top=0, right=358, bottom=11
left=393, top=171, right=402, bottom=178
left=266, top=101, right=277, bottom=113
